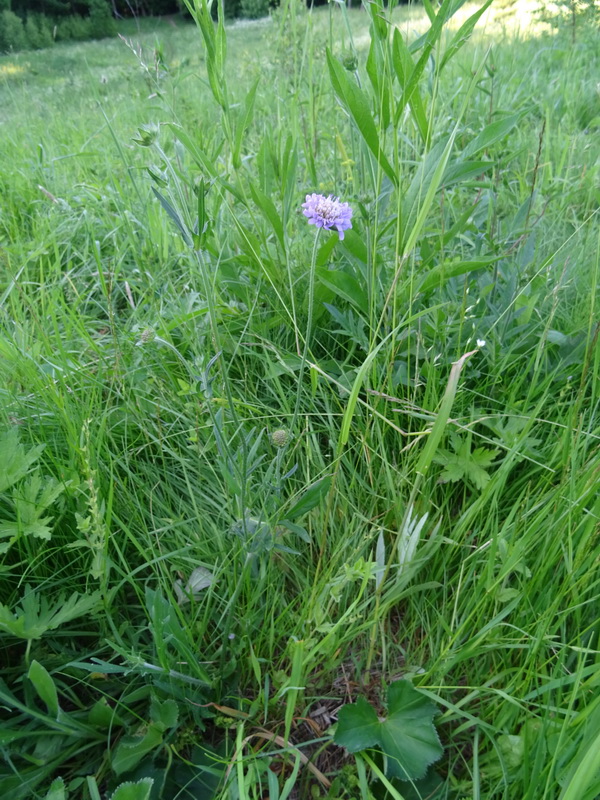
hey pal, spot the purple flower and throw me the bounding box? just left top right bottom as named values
left=302, top=193, right=353, bottom=240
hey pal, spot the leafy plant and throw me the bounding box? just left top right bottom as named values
left=334, top=680, right=443, bottom=781
left=433, top=432, right=500, bottom=490
left=0, top=585, right=101, bottom=641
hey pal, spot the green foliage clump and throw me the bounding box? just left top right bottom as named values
left=0, top=9, right=27, bottom=51
left=55, top=13, right=91, bottom=40
left=0, top=1, right=599, bottom=798
left=240, top=0, right=270, bottom=19
left=537, top=0, right=600, bottom=36
left=24, top=13, right=54, bottom=49
left=87, top=0, right=116, bottom=39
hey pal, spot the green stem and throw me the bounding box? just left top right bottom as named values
left=290, top=230, right=321, bottom=437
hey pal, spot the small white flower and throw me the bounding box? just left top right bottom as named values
left=477, top=339, right=486, bottom=348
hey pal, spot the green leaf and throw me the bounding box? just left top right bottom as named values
left=417, top=257, right=498, bottom=294
left=334, top=680, right=443, bottom=781
left=434, top=437, right=500, bottom=490
left=340, top=229, right=369, bottom=263
left=88, top=698, right=124, bottom=729
left=249, top=184, right=286, bottom=252
left=43, top=778, right=66, bottom=800
left=112, top=726, right=163, bottom=777
left=28, top=660, right=59, bottom=718
left=335, top=696, right=381, bottom=751
left=151, top=188, right=192, bottom=247
left=279, top=519, right=311, bottom=543
left=391, top=29, right=430, bottom=143
left=442, top=159, right=493, bottom=188
left=285, top=477, right=332, bottom=520
left=0, top=586, right=102, bottom=640
left=326, top=48, right=397, bottom=185
left=317, top=269, right=368, bottom=316
left=379, top=681, right=443, bottom=780
left=109, top=778, right=154, bottom=800
left=0, top=428, right=45, bottom=494
left=150, top=697, right=179, bottom=731
left=439, top=0, right=494, bottom=72
left=233, top=78, right=259, bottom=169
left=414, top=350, right=476, bottom=480
left=462, top=112, right=524, bottom=159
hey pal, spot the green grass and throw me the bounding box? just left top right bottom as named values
left=0, top=1, right=599, bottom=799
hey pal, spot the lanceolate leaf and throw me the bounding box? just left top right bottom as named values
left=285, top=477, right=332, bottom=521
left=28, top=660, right=59, bottom=718
left=439, top=0, right=495, bottom=72
left=417, top=257, right=499, bottom=294
left=326, top=48, right=397, bottom=186
left=335, top=680, right=443, bottom=781
left=316, top=269, right=369, bottom=316
left=462, top=111, right=525, bottom=160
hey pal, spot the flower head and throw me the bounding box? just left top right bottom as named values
left=271, top=429, right=289, bottom=448
left=302, top=193, right=353, bottom=240
left=138, top=327, right=156, bottom=344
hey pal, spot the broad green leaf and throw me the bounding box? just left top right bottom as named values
left=392, top=0, right=450, bottom=132
left=334, top=680, right=443, bottom=781
left=279, top=519, right=311, bottom=543
left=442, top=159, right=493, bottom=188
left=560, top=728, right=600, bottom=800
left=317, top=269, right=368, bottom=316
left=326, top=48, right=397, bottom=185
left=380, top=681, right=443, bottom=780
left=335, top=696, right=381, bottom=751
left=341, top=229, right=369, bottom=264
left=89, top=698, right=124, bottom=729
left=109, top=778, right=154, bottom=800
left=112, top=726, right=163, bottom=777
left=316, top=233, right=338, bottom=267
left=28, top=660, right=59, bottom=718
left=434, top=438, right=500, bottom=490
left=462, top=112, right=524, bottom=159
left=285, top=477, right=332, bottom=520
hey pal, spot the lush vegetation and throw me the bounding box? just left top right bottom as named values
left=0, top=1, right=599, bottom=798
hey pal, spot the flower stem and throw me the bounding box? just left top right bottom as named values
left=290, top=230, right=321, bottom=436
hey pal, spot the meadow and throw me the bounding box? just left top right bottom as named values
left=0, top=1, right=599, bottom=798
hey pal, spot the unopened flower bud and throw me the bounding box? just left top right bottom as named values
left=139, top=327, right=156, bottom=344
left=271, top=429, right=289, bottom=448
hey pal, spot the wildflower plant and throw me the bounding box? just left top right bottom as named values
left=1, top=0, right=596, bottom=798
